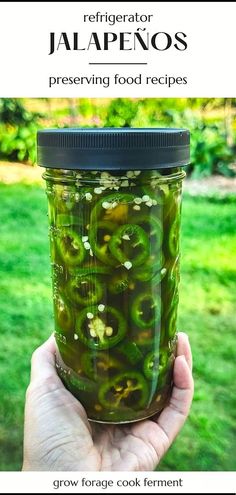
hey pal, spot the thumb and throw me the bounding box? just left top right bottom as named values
left=30, top=334, right=62, bottom=387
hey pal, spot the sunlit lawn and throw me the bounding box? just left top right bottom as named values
left=0, top=182, right=235, bottom=470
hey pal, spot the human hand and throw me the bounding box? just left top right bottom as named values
left=22, top=332, right=193, bottom=471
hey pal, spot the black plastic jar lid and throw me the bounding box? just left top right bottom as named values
left=37, top=128, right=190, bottom=170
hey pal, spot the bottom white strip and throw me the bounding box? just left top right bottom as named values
left=0, top=471, right=235, bottom=493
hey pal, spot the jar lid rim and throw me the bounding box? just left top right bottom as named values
left=37, top=127, right=190, bottom=170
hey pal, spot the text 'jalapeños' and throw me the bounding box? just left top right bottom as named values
left=49, top=31, right=187, bottom=55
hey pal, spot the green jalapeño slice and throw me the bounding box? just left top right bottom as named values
left=66, top=274, right=104, bottom=306
left=109, top=224, right=149, bottom=269
left=90, top=192, right=135, bottom=225
left=57, top=228, right=85, bottom=267
left=131, top=293, right=161, bottom=329
left=108, top=270, right=130, bottom=294
left=168, top=216, right=181, bottom=258
left=98, top=372, right=149, bottom=410
left=76, top=305, right=127, bottom=350
left=130, top=214, right=163, bottom=250
left=143, top=350, right=169, bottom=380
left=81, top=351, right=123, bottom=380
left=55, top=295, right=74, bottom=333
left=89, top=220, right=117, bottom=266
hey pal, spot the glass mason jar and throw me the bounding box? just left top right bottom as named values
left=37, top=128, right=190, bottom=423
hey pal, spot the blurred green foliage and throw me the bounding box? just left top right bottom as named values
left=0, top=98, right=235, bottom=177
left=0, top=99, right=42, bottom=164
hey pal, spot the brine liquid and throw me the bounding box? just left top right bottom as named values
left=45, top=168, right=184, bottom=423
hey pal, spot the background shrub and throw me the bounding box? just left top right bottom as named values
left=0, top=97, right=235, bottom=177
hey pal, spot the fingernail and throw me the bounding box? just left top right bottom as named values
left=178, top=331, right=189, bottom=340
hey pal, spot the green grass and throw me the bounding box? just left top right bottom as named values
left=0, top=184, right=236, bottom=471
